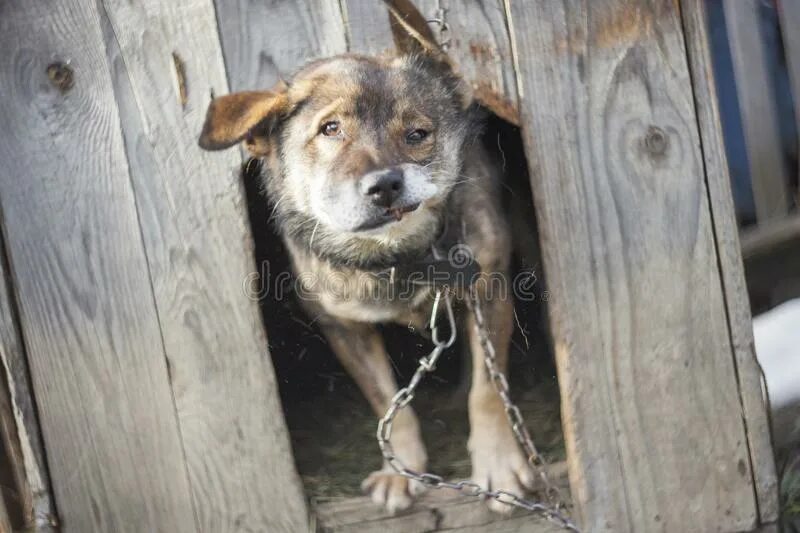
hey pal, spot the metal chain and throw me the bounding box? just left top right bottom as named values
left=426, top=0, right=451, bottom=51
left=376, top=288, right=581, bottom=532
left=466, top=289, right=566, bottom=508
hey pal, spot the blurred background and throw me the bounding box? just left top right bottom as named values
left=706, top=0, right=799, bottom=530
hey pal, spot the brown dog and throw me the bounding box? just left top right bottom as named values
left=199, top=1, right=534, bottom=514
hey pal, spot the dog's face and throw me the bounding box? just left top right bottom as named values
left=199, top=6, right=474, bottom=267
left=279, top=56, right=468, bottom=237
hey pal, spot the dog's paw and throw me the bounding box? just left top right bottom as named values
left=361, top=468, right=426, bottom=514
left=469, top=427, right=537, bottom=514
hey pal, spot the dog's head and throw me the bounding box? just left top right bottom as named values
left=199, top=1, right=476, bottom=268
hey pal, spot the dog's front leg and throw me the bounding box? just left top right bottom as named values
left=466, top=287, right=537, bottom=513
left=321, top=320, right=427, bottom=514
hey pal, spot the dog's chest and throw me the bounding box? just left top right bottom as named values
left=288, top=247, right=434, bottom=324
left=311, top=269, right=433, bottom=324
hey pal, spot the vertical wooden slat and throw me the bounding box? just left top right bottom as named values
left=98, top=0, right=309, bottom=530
left=214, top=0, right=347, bottom=91
left=341, top=0, right=395, bottom=54
left=343, top=0, right=521, bottom=124
left=416, top=0, right=520, bottom=123
left=0, top=236, right=56, bottom=530
left=508, top=1, right=764, bottom=531
left=0, top=3, right=197, bottom=532
left=723, top=0, right=790, bottom=222
left=681, top=0, right=780, bottom=523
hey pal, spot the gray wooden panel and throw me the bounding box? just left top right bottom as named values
left=316, top=461, right=569, bottom=532
left=214, top=0, right=346, bottom=91
left=417, top=0, right=520, bottom=123
left=341, top=0, right=394, bottom=55
left=778, top=0, right=800, bottom=183
left=99, top=0, right=308, bottom=530
left=0, top=235, right=56, bottom=530
left=508, top=1, right=760, bottom=531
left=344, top=0, right=521, bottom=123
left=0, top=2, right=197, bottom=532
left=723, top=0, right=790, bottom=222
left=681, top=0, right=779, bottom=522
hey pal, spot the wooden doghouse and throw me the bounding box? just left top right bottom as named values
left=0, top=1, right=781, bottom=532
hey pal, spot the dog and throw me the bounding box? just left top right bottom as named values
left=198, top=0, right=535, bottom=515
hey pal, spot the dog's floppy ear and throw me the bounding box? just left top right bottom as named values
left=383, top=0, right=442, bottom=57
left=198, top=90, right=289, bottom=155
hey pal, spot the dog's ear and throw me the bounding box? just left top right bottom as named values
left=198, top=90, right=289, bottom=156
left=383, top=0, right=442, bottom=57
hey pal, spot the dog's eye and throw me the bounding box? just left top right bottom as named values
left=320, top=121, right=341, bottom=137
left=405, top=129, right=429, bottom=144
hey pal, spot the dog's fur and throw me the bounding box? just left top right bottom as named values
left=199, top=1, right=533, bottom=514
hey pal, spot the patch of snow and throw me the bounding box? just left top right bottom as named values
left=753, top=298, right=800, bottom=409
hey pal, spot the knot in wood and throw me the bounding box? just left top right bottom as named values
left=643, top=126, right=668, bottom=156
left=47, top=62, right=74, bottom=93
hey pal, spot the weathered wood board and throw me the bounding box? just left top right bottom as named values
left=97, top=0, right=309, bottom=530
left=416, top=0, right=520, bottom=123
left=315, top=461, right=571, bottom=532
left=215, top=0, right=520, bottom=122
left=722, top=0, right=790, bottom=222
left=0, top=2, right=197, bottom=531
left=0, top=238, right=56, bottom=531
left=214, top=0, right=347, bottom=91
left=681, top=0, right=779, bottom=521
left=508, top=0, right=774, bottom=531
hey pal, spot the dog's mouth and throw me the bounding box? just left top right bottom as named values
left=353, top=202, right=421, bottom=232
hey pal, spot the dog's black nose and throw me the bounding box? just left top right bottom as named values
left=361, top=169, right=404, bottom=208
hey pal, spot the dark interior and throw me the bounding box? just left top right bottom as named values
left=241, top=112, right=567, bottom=502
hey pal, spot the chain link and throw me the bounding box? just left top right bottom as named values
left=376, top=288, right=580, bottom=532
left=426, top=0, right=451, bottom=51
left=467, top=289, right=568, bottom=509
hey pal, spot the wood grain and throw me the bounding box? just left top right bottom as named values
left=0, top=2, right=197, bottom=532
left=315, top=461, right=569, bottom=532
left=681, top=0, right=780, bottom=522
left=722, top=0, right=790, bottom=222
left=0, top=235, right=56, bottom=530
left=416, top=0, right=520, bottom=123
left=343, top=0, right=521, bottom=123
left=509, top=1, right=762, bottom=531
left=214, top=0, right=347, bottom=91
left=340, top=0, right=394, bottom=55
left=98, top=0, right=309, bottom=530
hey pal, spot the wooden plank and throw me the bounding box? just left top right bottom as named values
left=315, top=492, right=566, bottom=533
left=777, top=0, right=800, bottom=185
left=343, top=0, right=521, bottom=123
left=98, top=0, right=309, bottom=530
left=340, top=0, right=394, bottom=55
left=213, top=0, right=346, bottom=91
left=315, top=461, right=570, bottom=532
left=723, top=0, right=790, bottom=222
left=508, top=1, right=761, bottom=531
left=449, top=515, right=566, bottom=533
left=0, top=3, right=197, bottom=532
left=681, top=0, right=780, bottom=522
left=0, top=238, right=56, bottom=530
left=219, top=0, right=521, bottom=123
left=417, top=0, right=520, bottom=124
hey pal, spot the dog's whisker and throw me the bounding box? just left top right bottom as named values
left=268, top=193, right=288, bottom=222
left=309, top=221, right=320, bottom=249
